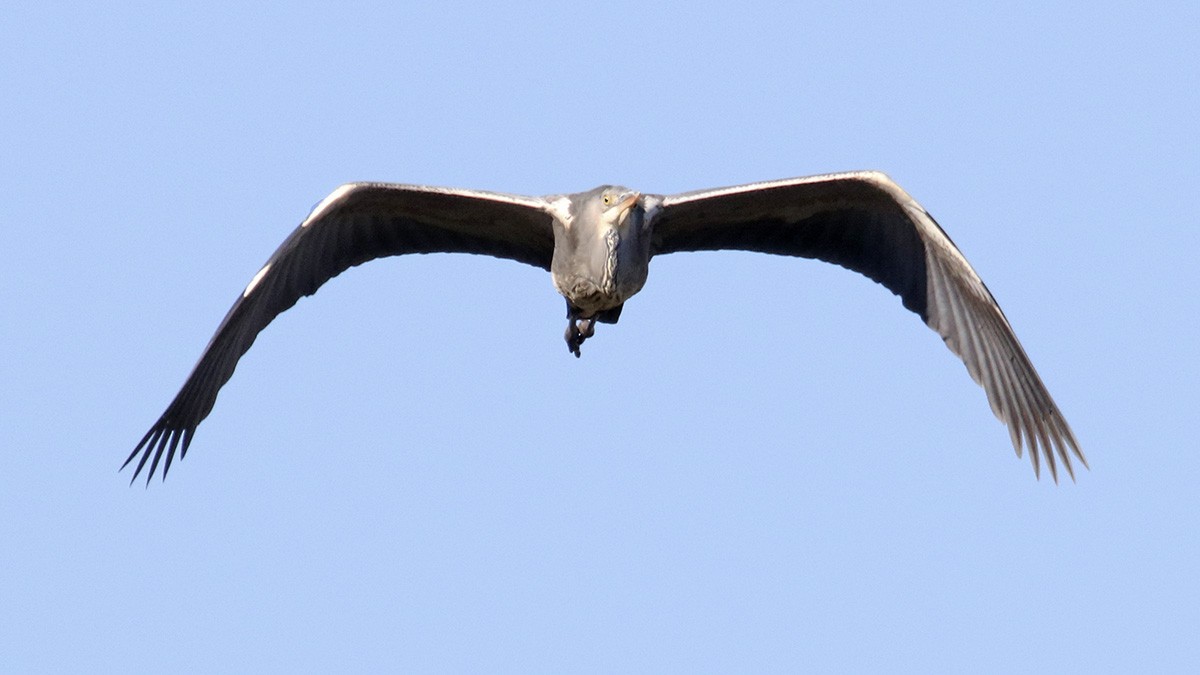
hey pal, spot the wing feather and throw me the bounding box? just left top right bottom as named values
left=652, top=171, right=1084, bottom=479
left=125, top=184, right=555, bottom=483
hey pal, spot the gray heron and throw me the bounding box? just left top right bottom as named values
left=125, top=171, right=1085, bottom=483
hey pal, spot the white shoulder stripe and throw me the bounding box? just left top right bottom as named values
left=402, top=184, right=548, bottom=211
left=661, top=170, right=888, bottom=206
left=301, top=183, right=358, bottom=228
left=303, top=183, right=552, bottom=224
left=243, top=263, right=272, bottom=298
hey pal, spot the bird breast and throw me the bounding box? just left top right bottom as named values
left=552, top=225, right=649, bottom=314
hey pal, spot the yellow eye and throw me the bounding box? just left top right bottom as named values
left=602, top=194, right=612, bottom=206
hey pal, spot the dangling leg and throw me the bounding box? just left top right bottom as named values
left=564, top=300, right=584, bottom=357
left=563, top=301, right=597, bottom=358
left=564, top=320, right=583, bottom=357
left=577, top=318, right=595, bottom=339
left=570, top=318, right=596, bottom=357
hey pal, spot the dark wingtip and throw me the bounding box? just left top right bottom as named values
left=162, top=430, right=184, bottom=481
left=122, top=426, right=156, bottom=472
left=124, top=419, right=195, bottom=486
left=125, top=427, right=157, bottom=486
left=181, top=427, right=195, bottom=459
left=145, top=430, right=171, bottom=487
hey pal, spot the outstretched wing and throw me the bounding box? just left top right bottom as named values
left=126, top=183, right=556, bottom=484
left=650, top=171, right=1084, bottom=481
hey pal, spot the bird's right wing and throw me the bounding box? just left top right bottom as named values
left=651, top=171, right=1084, bottom=481
left=125, top=184, right=556, bottom=484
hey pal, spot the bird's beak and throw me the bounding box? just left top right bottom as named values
left=618, top=191, right=641, bottom=214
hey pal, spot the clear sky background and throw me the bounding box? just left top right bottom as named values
left=3, top=2, right=1198, bottom=672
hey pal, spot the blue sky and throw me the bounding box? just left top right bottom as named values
left=3, top=2, right=1198, bottom=672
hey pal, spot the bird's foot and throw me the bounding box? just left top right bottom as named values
left=564, top=318, right=595, bottom=358
left=577, top=318, right=595, bottom=339
left=565, top=323, right=583, bottom=357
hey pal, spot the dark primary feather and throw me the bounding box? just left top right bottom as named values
left=124, top=184, right=555, bottom=484
left=651, top=171, right=1085, bottom=481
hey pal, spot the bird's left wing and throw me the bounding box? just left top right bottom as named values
left=125, top=184, right=556, bottom=484
left=650, top=171, right=1084, bottom=480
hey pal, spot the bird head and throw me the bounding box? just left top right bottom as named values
left=596, top=186, right=641, bottom=228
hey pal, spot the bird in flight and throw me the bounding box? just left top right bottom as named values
left=125, top=171, right=1085, bottom=484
